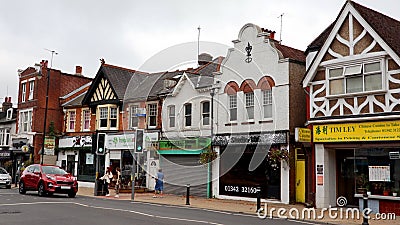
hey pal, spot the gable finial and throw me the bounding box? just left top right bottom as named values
left=100, top=58, right=105, bottom=65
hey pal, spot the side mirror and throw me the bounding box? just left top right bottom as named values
left=34, top=171, right=41, bottom=175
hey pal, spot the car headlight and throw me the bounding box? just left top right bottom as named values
left=46, top=175, right=56, bottom=181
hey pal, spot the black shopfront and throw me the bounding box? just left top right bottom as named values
left=214, top=131, right=288, bottom=199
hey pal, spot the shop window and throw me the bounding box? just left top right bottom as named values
left=147, top=103, right=157, bottom=128
left=201, top=101, right=210, bottom=126
left=245, top=92, right=254, bottom=120
left=229, top=95, right=237, bottom=121
left=328, top=61, right=383, bottom=95
left=168, top=105, right=175, bottom=128
left=184, top=103, right=192, bottom=127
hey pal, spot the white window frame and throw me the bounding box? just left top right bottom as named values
left=147, top=103, right=157, bottom=128
left=168, top=105, right=175, bottom=128
left=201, top=101, right=210, bottom=126
left=28, top=80, right=35, bottom=100
left=67, top=110, right=76, bottom=131
left=184, top=103, right=192, bottom=127
left=263, top=90, right=273, bottom=119
left=245, top=92, right=254, bottom=120
left=21, top=82, right=26, bottom=102
left=229, top=95, right=237, bottom=122
left=0, top=128, right=10, bottom=146
left=6, top=108, right=13, bottom=120
left=19, top=109, right=32, bottom=133
left=82, top=109, right=91, bottom=131
left=98, top=105, right=118, bottom=130
left=130, top=105, right=139, bottom=129
left=327, top=60, right=384, bottom=96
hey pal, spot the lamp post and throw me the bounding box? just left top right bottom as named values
left=40, top=50, right=57, bottom=165
left=208, top=85, right=219, bottom=198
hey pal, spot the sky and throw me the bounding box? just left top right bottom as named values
left=0, top=0, right=399, bottom=105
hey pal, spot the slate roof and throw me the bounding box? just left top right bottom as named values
left=62, top=91, right=87, bottom=107
left=305, top=1, right=400, bottom=57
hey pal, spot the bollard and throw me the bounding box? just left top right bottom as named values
left=186, top=184, right=190, bottom=205
left=256, top=187, right=261, bottom=212
left=362, top=193, right=369, bottom=225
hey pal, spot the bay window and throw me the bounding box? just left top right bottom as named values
left=98, top=105, right=118, bottom=130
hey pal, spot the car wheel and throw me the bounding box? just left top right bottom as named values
left=19, top=181, right=26, bottom=194
left=68, top=191, right=76, bottom=198
left=38, top=182, right=46, bottom=197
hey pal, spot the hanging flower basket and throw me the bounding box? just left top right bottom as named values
left=267, top=147, right=289, bottom=164
left=199, top=149, right=218, bottom=165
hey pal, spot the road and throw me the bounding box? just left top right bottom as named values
left=0, top=188, right=322, bottom=225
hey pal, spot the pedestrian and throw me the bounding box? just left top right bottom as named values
left=114, top=167, right=121, bottom=198
left=153, top=168, right=164, bottom=198
left=100, top=167, right=113, bottom=196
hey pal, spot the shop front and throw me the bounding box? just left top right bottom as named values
left=157, top=138, right=210, bottom=197
left=58, top=135, right=94, bottom=181
left=313, top=120, right=400, bottom=215
left=214, top=131, right=289, bottom=202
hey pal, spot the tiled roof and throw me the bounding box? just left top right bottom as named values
left=305, top=1, right=400, bottom=57
left=275, top=43, right=306, bottom=63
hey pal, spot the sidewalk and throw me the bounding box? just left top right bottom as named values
left=77, top=187, right=399, bottom=225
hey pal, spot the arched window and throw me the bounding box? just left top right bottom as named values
left=224, top=82, right=240, bottom=121
left=257, top=76, right=275, bottom=119
left=240, top=80, right=257, bottom=120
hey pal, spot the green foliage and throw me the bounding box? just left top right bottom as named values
left=199, top=149, right=218, bottom=165
left=268, top=147, right=289, bottom=164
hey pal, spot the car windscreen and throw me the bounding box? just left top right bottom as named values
left=42, top=166, right=68, bottom=175
left=0, top=168, right=7, bottom=174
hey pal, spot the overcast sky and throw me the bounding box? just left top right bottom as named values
left=0, top=0, right=399, bottom=105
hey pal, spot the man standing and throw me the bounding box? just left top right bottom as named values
left=153, top=168, right=164, bottom=198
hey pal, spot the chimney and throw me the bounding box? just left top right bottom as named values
left=2, top=97, right=12, bottom=112
left=75, top=66, right=82, bottom=75
left=198, top=53, right=213, bottom=66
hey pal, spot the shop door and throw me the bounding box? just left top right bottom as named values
left=67, top=155, right=75, bottom=175
left=295, top=148, right=306, bottom=203
left=337, top=150, right=357, bottom=206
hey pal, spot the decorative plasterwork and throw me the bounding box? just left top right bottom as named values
left=90, top=78, right=116, bottom=102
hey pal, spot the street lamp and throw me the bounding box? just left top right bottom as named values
left=208, top=84, right=219, bottom=198
left=39, top=50, right=58, bottom=165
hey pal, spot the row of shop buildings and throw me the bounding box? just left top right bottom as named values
left=1, top=0, right=399, bottom=214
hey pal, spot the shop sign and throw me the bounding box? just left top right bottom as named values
left=44, top=136, right=55, bottom=155
left=214, top=132, right=287, bottom=146
left=159, top=138, right=211, bottom=150
left=86, top=153, right=94, bottom=165
left=59, top=136, right=92, bottom=148
left=0, top=150, right=11, bottom=159
left=106, top=133, right=135, bottom=150
left=313, top=120, right=400, bottom=142
left=317, top=165, right=324, bottom=185
left=368, top=166, right=390, bottom=182
left=295, top=128, right=311, bottom=142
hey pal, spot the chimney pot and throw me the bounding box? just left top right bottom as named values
left=75, top=66, right=82, bottom=75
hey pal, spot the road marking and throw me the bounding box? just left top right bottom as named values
left=0, top=201, right=223, bottom=225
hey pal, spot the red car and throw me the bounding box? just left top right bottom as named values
left=19, top=164, right=78, bottom=198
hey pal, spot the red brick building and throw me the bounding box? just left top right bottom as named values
left=16, top=61, right=92, bottom=164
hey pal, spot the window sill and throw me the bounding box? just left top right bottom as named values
left=259, top=119, right=273, bottom=124
left=326, top=90, right=387, bottom=99
left=225, top=122, right=238, bottom=126
left=241, top=121, right=255, bottom=125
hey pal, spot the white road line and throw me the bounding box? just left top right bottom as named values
left=0, top=201, right=223, bottom=225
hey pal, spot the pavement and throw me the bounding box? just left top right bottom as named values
left=77, top=187, right=399, bottom=225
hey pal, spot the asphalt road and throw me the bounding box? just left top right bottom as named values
left=0, top=188, right=322, bottom=225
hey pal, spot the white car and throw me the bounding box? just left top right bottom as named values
left=0, top=167, right=12, bottom=189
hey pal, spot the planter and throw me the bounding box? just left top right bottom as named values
left=383, top=190, right=390, bottom=196
left=367, top=191, right=372, bottom=196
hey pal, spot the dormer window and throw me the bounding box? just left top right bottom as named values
left=6, top=108, right=13, bottom=120
left=328, top=61, right=383, bottom=95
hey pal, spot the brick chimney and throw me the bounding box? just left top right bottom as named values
left=75, top=66, right=82, bottom=75
left=2, top=97, right=12, bottom=112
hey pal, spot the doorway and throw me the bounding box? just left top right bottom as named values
left=295, top=148, right=306, bottom=203
left=67, top=155, right=75, bottom=175
left=336, top=149, right=357, bottom=206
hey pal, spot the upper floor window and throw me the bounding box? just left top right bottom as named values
left=328, top=61, right=382, bottom=95
left=130, top=105, right=139, bottom=128
left=229, top=95, right=237, bottom=121
left=147, top=103, right=157, bottom=128
left=0, top=128, right=10, bottom=146
left=98, top=105, right=118, bottom=130
left=82, top=109, right=91, bottom=131
left=6, top=108, right=13, bottom=120
left=263, top=90, right=272, bottom=118
left=168, top=105, right=175, bottom=128
left=202, top=101, right=210, bottom=125
left=28, top=80, right=34, bottom=100
left=184, top=103, right=192, bottom=127
left=245, top=92, right=254, bottom=120
left=21, top=83, right=26, bottom=102
left=68, top=111, right=76, bottom=131
left=19, top=109, right=32, bottom=133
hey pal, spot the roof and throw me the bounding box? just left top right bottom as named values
left=306, top=1, right=400, bottom=57
left=62, top=91, right=87, bottom=107
left=275, top=43, right=306, bottom=63
left=101, top=64, right=143, bottom=99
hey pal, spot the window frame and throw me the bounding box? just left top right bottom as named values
left=28, top=80, right=35, bottom=100
left=262, top=90, right=273, bottom=119
left=245, top=92, right=254, bottom=120
left=130, top=105, right=139, bottom=129
left=228, top=94, right=237, bottom=122
left=327, top=60, right=384, bottom=96
left=21, top=82, right=26, bottom=102
left=147, top=103, right=158, bottom=128
left=82, top=109, right=91, bottom=131
left=201, top=101, right=210, bottom=126
left=67, top=110, right=76, bottom=131
left=184, top=103, right=192, bottom=127
left=168, top=105, right=175, bottom=128
left=0, top=128, right=10, bottom=146
left=98, top=105, right=119, bottom=130
left=19, top=109, right=32, bottom=133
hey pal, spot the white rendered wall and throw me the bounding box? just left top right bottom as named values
left=315, top=144, right=337, bottom=208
